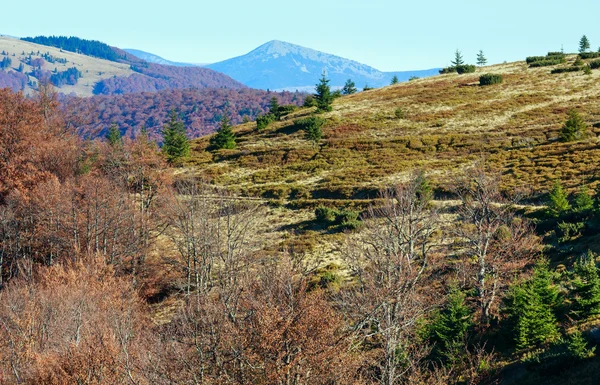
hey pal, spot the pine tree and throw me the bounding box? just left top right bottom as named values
left=314, top=72, right=333, bottom=112
left=390, top=75, right=399, bottom=85
left=505, top=264, right=560, bottom=351
left=547, top=180, right=571, bottom=217
left=269, top=96, right=281, bottom=120
left=567, top=330, right=596, bottom=359
left=579, top=35, right=591, bottom=53
left=574, top=185, right=594, bottom=212
left=571, top=252, right=600, bottom=319
left=342, top=79, right=357, bottom=95
left=209, top=112, right=236, bottom=150
left=106, top=123, right=122, bottom=147
left=560, top=110, right=587, bottom=142
left=426, top=288, right=472, bottom=364
left=162, top=110, right=190, bottom=163
left=451, top=49, right=464, bottom=66
left=476, top=50, right=487, bottom=66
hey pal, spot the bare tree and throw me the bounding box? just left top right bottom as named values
left=342, top=172, right=441, bottom=385
left=452, top=166, right=539, bottom=325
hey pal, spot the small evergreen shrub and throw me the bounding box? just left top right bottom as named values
left=394, top=108, right=405, bottom=119
left=529, top=59, right=566, bottom=67
left=294, top=116, right=325, bottom=144
left=584, top=66, right=592, bottom=75
left=314, top=206, right=360, bottom=230
left=579, top=52, right=600, bottom=59
left=589, top=59, right=600, bottom=69
left=439, top=66, right=457, bottom=74
left=315, top=206, right=337, bottom=223
left=560, top=110, right=587, bottom=142
left=479, top=74, right=503, bottom=86
left=256, top=113, right=275, bottom=130
left=455, top=64, right=476, bottom=74
left=551, top=67, right=583, bottom=74
left=557, top=221, right=585, bottom=243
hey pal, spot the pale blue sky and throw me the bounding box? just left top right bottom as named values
left=4, top=0, right=598, bottom=71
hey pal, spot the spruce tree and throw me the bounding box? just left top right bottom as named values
left=560, top=110, right=586, bottom=142
left=567, top=330, right=596, bottom=359
left=505, top=264, right=560, bottom=351
left=106, top=123, right=123, bottom=147
left=476, top=50, right=487, bottom=66
left=426, top=288, right=472, bottom=364
left=390, top=75, right=399, bottom=85
left=574, top=185, right=594, bottom=212
left=269, top=96, right=281, bottom=120
left=314, top=72, right=333, bottom=112
left=342, top=79, right=357, bottom=95
left=162, top=110, right=190, bottom=163
left=571, top=252, right=600, bottom=319
left=547, top=180, right=571, bottom=217
left=579, top=35, right=591, bottom=53
left=451, top=49, right=465, bottom=66
left=209, top=112, right=236, bottom=150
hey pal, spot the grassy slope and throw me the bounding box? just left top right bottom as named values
left=190, top=56, right=600, bottom=201
left=181, top=55, right=600, bottom=266
left=0, top=36, right=134, bottom=96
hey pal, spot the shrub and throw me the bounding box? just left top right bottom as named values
left=294, top=116, right=325, bottom=144
left=315, top=206, right=337, bottom=223
left=529, top=59, right=565, bottom=67
left=557, top=221, right=585, bottom=243
left=573, top=58, right=584, bottom=67
left=303, top=95, right=316, bottom=107
left=579, top=52, right=600, bottom=59
left=551, top=67, right=583, bottom=74
left=394, top=107, right=405, bottom=119
left=560, top=110, right=587, bottom=142
left=439, top=66, right=457, bottom=74
left=589, top=59, right=600, bottom=69
left=584, top=66, right=592, bottom=75
left=256, top=113, right=275, bottom=130
left=479, top=74, right=503, bottom=86
left=455, top=64, right=476, bottom=74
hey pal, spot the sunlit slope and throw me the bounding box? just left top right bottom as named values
left=190, top=56, right=600, bottom=199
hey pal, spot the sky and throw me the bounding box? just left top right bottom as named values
left=3, top=0, right=599, bottom=71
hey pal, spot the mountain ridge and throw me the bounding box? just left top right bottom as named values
left=206, top=40, right=440, bottom=90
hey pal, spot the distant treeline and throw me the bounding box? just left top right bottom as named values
left=21, top=35, right=125, bottom=62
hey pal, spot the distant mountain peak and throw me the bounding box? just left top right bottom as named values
left=207, top=40, right=440, bottom=91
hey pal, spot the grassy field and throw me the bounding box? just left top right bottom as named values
left=0, top=36, right=134, bottom=96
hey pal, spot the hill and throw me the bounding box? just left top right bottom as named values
left=64, top=88, right=303, bottom=139
left=206, top=40, right=440, bottom=91
left=124, top=48, right=199, bottom=67
left=0, top=36, right=244, bottom=96
left=190, top=56, right=600, bottom=200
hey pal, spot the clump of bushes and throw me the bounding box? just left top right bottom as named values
left=527, top=53, right=566, bottom=67
left=314, top=206, right=360, bottom=230
left=589, top=60, right=600, bottom=69
left=294, top=116, right=326, bottom=144
left=456, top=64, right=476, bottom=74
left=579, top=52, right=600, bottom=59
left=256, top=113, right=275, bottom=130
left=479, top=74, right=503, bottom=86
left=551, top=67, right=583, bottom=74
left=439, top=64, right=476, bottom=74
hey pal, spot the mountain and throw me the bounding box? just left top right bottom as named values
left=206, top=40, right=440, bottom=91
left=124, top=48, right=198, bottom=67
left=0, top=36, right=244, bottom=96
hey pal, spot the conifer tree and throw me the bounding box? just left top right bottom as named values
left=571, top=252, right=600, bottom=319
left=568, top=330, right=596, bottom=359
left=162, top=110, right=190, bottom=163
left=451, top=49, right=465, bottom=66
left=314, top=72, right=333, bottom=112
left=574, top=185, right=594, bottom=212
left=505, top=263, right=560, bottom=351
left=560, top=110, right=587, bottom=142
left=390, top=75, right=399, bottom=85
left=547, top=180, right=570, bottom=217
left=342, top=79, right=357, bottom=95
left=209, top=112, right=236, bottom=150
left=269, top=96, right=281, bottom=120
left=579, top=35, right=591, bottom=53
left=106, top=123, right=122, bottom=147
left=426, top=288, right=472, bottom=364
left=476, top=50, right=487, bottom=66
